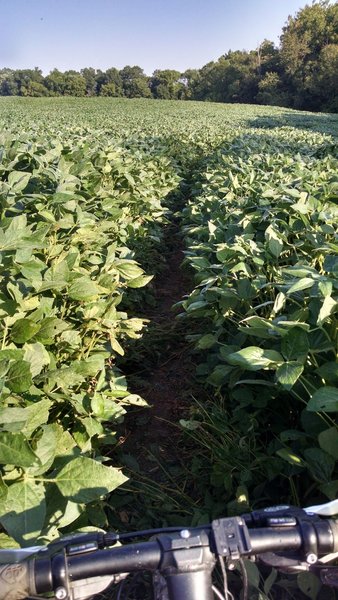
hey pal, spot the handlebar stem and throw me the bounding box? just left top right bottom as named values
left=157, top=530, right=216, bottom=600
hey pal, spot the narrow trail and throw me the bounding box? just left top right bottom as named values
left=120, top=221, right=196, bottom=483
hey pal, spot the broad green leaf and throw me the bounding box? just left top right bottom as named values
left=68, top=277, right=101, bottom=301
left=74, top=356, right=105, bottom=376
left=123, top=394, right=148, bottom=406
left=0, top=399, right=51, bottom=437
left=115, top=261, right=144, bottom=280
left=28, top=425, right=58, bottom=475
left=0, top=359, right=10, bottom=381
left=0, top=216, right=46, bottom=252
left=207, top=365, right=233, bottom=386
left=91, top=394, right=123, bottom=420
left=55, top=428, right=76, bottom=457
left=34, top=317, right=69, bottom=345
left=271, top=292, right=286, bottom=315
left=237, top=278, right=255, bottom=300
left=323, top=255, right=338, bottom=274
left=280, top=430, right=308, bottom=442
left=318, top=280, right=333, bottom=298
left=48, top=367, right=86, bottom=390
left=197, top=334, right=218, bottom=349
left=304, top=447, right=334, bottom=482
left=317, top=296, right=337, bottom=325
left=265, top=225, right=283, bottom=258
left=307, top=387, right=338, bottom=412
left=10, top=319, right=41, bottom=344
left=243, top=559, right=260, bottom=589
left=230, top=261, right=251, bottom=276
left=23, top=342, right=50, bottom=377
left=60, top=330, right=82, bottom=348
left=239, top=316, right=284, bottom=339
left=0, top=480, right=46, bottom=545
left=18, top=258, right=45, bottom=284
left=44, top=485, right=84, bottom=530
left=276, top=448, right=305, bottom=466
left=316, top=362, right=338, bottom=384
left=0, top=433, right=38, bottom=467
left=281, top=328, right=309, bottom=361
left=318, top=428, right=338, bottom=460
left=283, top=266, right=318, bottom=278
left=276, top=362, right=303, bottom=390
left=54, top=456, right=127, bottom=503
left=286, top=278, right=314, bottom=295
left=227, top=347, right=283, bottom=371
left=6, top=360, right=32, bottom=392
left=320, top=480, right=338, bottom=501
left=186, top=301, right=209, bottom=312
left=57, top=499, right=84, bottom=529
left=297, top=573, right=321, bottom=600
left=82, top=416, right=103, bottom=439
left=127, top=274, right=153, bottom=288
left=264, top=569, right=277, bottom=595
left=190, top=256, right=211, bottom=270
left=0, top=349, right=23, bottom=362
left=0, top=533, right=20, bottom=549
left=110, top=337, right=125, bottom=356
left=8, top=170, right=31, bottom=192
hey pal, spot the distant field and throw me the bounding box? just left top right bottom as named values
left=1, top=96, right=338, bottom=142
left=0, top=97, right=337, bottom=549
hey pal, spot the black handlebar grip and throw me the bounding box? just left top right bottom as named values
left=328, top=520, right=338, bottom=553
left=0, top=561, right=33, bottom=600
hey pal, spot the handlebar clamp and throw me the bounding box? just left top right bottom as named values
left=212, top=517, right=252, bottom=562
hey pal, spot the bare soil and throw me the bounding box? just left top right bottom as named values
left=119, top=227, right=195, bottom=480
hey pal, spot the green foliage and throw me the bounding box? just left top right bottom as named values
left=180, top=122, right=338, bottom=509
left=0, top=97, right=337, bottom=578
left=0, top=99, right=182, bottom=544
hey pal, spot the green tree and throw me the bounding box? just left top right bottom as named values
left=280, top=1, right=338, bottom=109
left=120, top=65, right=151, bottom=98
left=96, top=68, right=123, bottom=96
left=12, top=68, right=45, bottom=96
left=81, top=68, right=97, bottom=96
left=150, top=69, right=183, bottom=99
left=0, top=69, right=19, bottom=95
left=63, top=71, right=86, bottom=96
left=100, top=82, right=117, bottom=96
left=192, top=51, right=258, bottom=103
left=310, top=44, right=338, bottom=111
left=180, top=69, right=201, bottom=99
left=257, top=40, right=282, bottom=76
left=26, top=81, right=50, bottom=96
left=256, top=72, right=289, bottom=106
left=45, top=69, right=67, bottom=95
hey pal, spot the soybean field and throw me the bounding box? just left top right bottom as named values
left=0, top=97, right=337, bottom=568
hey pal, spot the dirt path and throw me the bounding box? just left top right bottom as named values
left=120, top=223, right=195, bottom=482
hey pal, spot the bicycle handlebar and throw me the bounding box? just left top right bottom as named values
left=1, top=504, right=338, bottom=600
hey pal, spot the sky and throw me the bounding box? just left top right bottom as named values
left=0, top=0, right=314, bottom=75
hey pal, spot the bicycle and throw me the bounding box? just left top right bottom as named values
left=1, top=500, right=338, bottom=600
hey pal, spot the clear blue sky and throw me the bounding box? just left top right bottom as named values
left=0, top=0, right=312, bottom=75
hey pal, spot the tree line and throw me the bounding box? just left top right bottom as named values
left=1, top=1, right=337, bottom=112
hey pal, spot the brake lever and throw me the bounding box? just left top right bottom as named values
left=258, top=552, right=310, bottom=573
left=305, top=500, right=338, bottom=517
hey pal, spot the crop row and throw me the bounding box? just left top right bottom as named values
left=180, top=127, right=338, bottom=510
left=0, top=133, right=179, bottom=545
